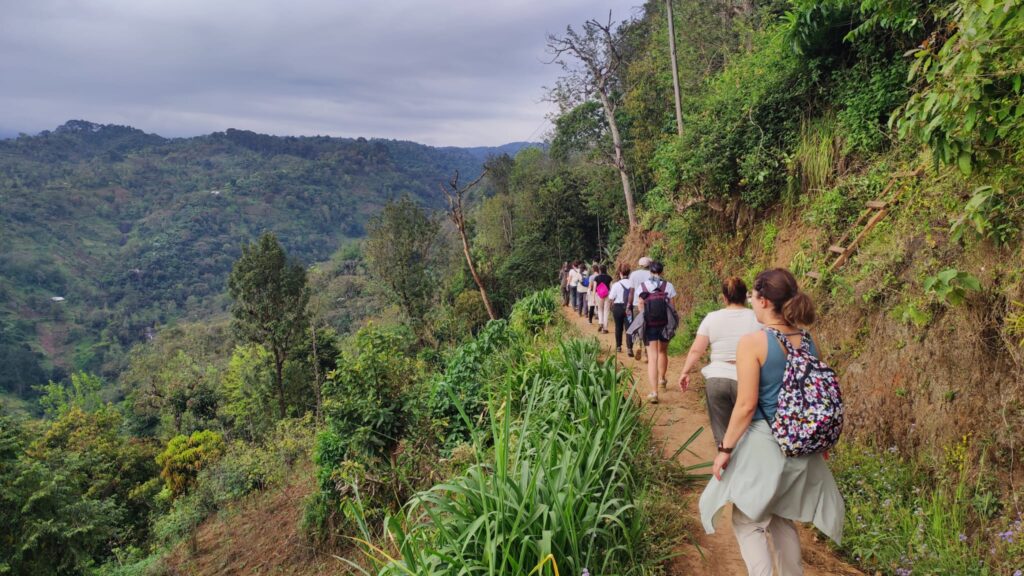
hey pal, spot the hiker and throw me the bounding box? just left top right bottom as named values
left=592, top=264, right=613, bottom=333
left=700, top=268, right=844, bottom=575
left=636, top=261, right=677, bottom=403
left=609, top=264, right=636, bottom=355
left=628, top=256, right=653, bottom=360
left=575, top=263, right=590, bottom=317
left=587, top=263, right=600, bottom=323
left=558, top=262, right=570, bottom=307
left=677, top=276, right=761, bottom=445
left=567, top=261, right=583, bottom=313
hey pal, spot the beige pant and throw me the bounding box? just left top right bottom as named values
left=732, top=507, right=803, bottom=576
left=597, top=296, right=610, bottom=328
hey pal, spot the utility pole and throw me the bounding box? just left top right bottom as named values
left=666, top=0, right=684, bottom=136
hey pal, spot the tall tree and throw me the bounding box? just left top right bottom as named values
left=442, top=169, right=496, bottom=321
left=227, top=233, right=310, bottom=419
left=363, top=197, right=443, bottom=340
left=548, top=12, right=639, bottom=231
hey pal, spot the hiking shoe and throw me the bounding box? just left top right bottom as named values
left=646, top=393, right=659, bottom=404
left=616, top=347, right=622, bottom=353
left=659, top=378, right=668, bottom=390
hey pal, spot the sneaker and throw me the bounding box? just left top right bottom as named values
left=659, top=378, right=668, bottom=390
left=616, top=347, right=622, bottom=353
left=646, top=393, right=659, bottom=404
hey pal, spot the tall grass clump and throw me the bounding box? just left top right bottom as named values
left=789, top=113, right=844, bottom=200
left=347, top=338, right=657, bottom=575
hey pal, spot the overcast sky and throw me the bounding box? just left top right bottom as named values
left=0, top=0, right=643, bottom=146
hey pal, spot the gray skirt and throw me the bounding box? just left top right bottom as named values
left=699, top=419, right=845, bottom=544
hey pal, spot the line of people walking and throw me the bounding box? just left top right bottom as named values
left=560, top=257, right=677, bottom=402
left=558, top=260, right=845, bottom=576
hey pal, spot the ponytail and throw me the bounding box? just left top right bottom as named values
left=782, top=291, right=816, bottom=326
left=754, top=267, right=816, bottom=326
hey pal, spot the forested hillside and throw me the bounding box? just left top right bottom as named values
left=4, top=0, right=1024, bottom=575
left=0, top=120, right=529, bottom=396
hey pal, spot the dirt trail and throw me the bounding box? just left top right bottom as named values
left=563, top=307, right=862, bottom=576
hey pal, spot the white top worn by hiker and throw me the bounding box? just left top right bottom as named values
left=628, top=268, right=651, bottom=306
left=608, top=279, right=632, bottom=305
left=567, top=268, right=581, bottom=288
left=696, top=309, right=762, bottom=380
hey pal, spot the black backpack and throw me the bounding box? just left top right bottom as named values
left=641, top=281, right=670, bottom=327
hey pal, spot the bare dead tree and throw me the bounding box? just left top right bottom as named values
left=442, top=169, right=496, bottom=321
left=547, top=12, right=639, bottom=231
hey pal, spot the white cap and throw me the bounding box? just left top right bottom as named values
left=638, top=256, right=652, bottom=267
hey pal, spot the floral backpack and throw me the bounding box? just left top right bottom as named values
left=760, top=327, right=844, bottom=457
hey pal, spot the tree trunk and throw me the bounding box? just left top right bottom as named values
left=458, top=222, right=497, bottom=320
left=666, top=0, right=684, bottom=136
left=274, top=354, right=286, bottom=420
left=599, top=92, right=638, bottom=230
left=310, top=323, right=323, bottom=423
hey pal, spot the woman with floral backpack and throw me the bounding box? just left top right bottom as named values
left=699, top=268, right=844, bottom=576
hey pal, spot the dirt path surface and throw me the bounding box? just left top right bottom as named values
left=563, top=307, right=862, bottom=576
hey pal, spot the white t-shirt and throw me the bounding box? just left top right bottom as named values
left=567, top=268, right=581, bottom=287
left=696, top=308, right=762, bottom=380
left=639, top=277, right=677, bottom=299
left=628, top=269, right=652, bottom=306
left=608, top=279, right=632, bottom=305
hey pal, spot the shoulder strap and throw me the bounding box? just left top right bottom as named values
left=765, top=326, right=799, bottom=357
left=766, top=327, right=814, bottom=359
left=799, top=329, right=814, bottom=354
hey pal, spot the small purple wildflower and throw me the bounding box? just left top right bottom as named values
left=958, top=533, right=967, bottom=542
left=1000, top=530, right=1015, bottom=543
left=1013, top=570, right=1022, bottom=576
left=895, top=568, right=911, bottom=576
left=581, top=570, right=590, bottom=576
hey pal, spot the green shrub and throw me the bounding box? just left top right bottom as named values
left=508, top=288, right=558, bottom=336
left=429, top=319, right=520, bottom=450
left=156, top=430, right=225, bottom=498
left=308, top=324, right=428, bottom=540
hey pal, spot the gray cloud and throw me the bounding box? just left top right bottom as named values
left=0, top=0, right=642, bottom=146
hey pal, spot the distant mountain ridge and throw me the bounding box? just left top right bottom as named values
left=0, top=120, right=541, bottom=393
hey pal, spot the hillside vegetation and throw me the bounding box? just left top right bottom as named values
left=0, top=121, right=524, bottom=394
left=4, top=0, right=1024, bottom=575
